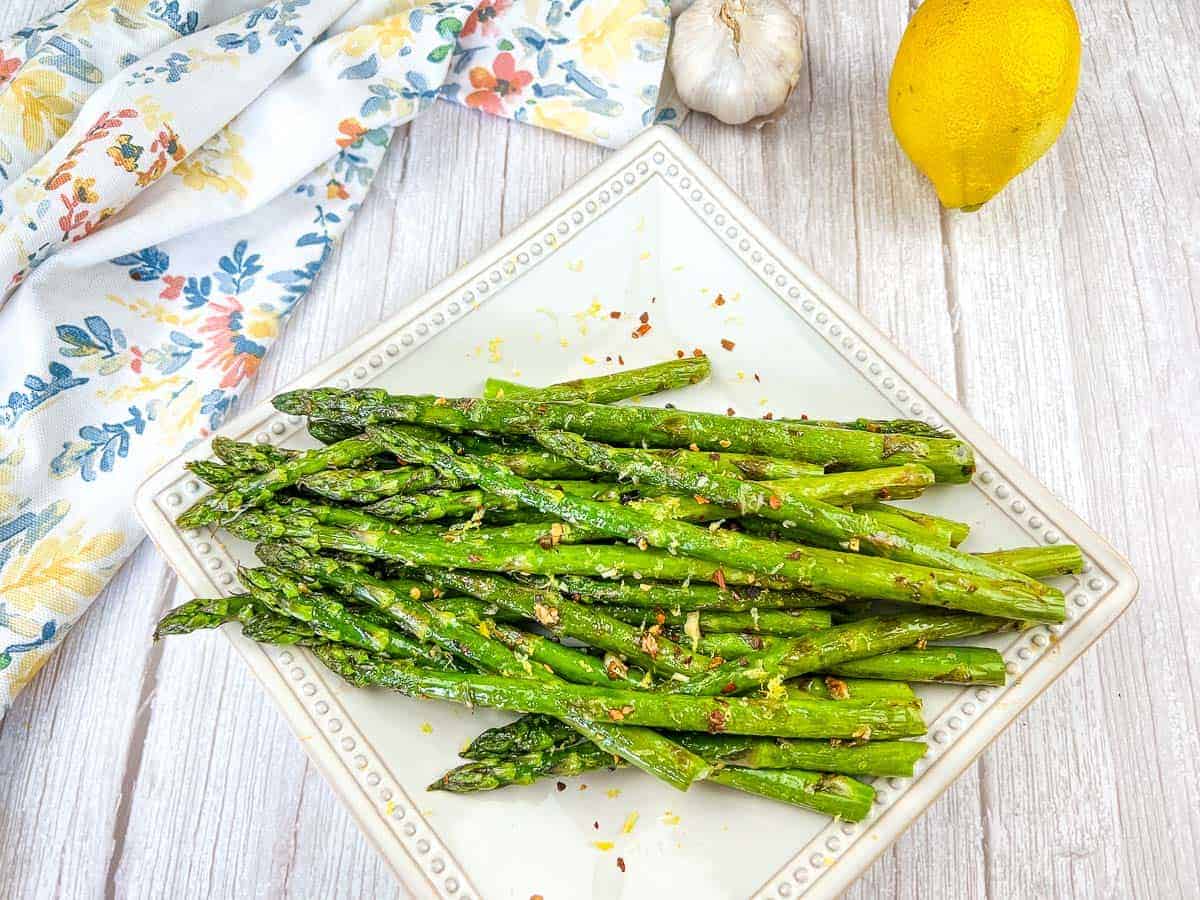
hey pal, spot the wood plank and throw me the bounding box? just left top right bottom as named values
left=941, top=0, right=1200, bottom=896
left=0, top=542, right=174, bottom=900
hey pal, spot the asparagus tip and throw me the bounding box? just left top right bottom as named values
left=271, top=389, right=315, bottom=415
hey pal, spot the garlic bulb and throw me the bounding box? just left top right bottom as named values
left=669, top=0, right=805, bottom=126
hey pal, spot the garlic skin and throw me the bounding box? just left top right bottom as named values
left=669, top=0, right=805, bottom=126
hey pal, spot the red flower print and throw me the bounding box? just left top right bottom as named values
left=461, top=0, right=511, bottom=38
left=199, top=297, right=266, bottom=389
left=466, top=52, right=533, bottom=117
left=160, top=275, right=185, bottom=300
left=337, top=118, right=367, bottom=149
left=0, top=50, right=21, bottom=84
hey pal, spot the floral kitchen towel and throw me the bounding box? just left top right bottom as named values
left=0, top=0, right=681, bottom=715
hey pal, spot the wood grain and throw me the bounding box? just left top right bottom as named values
left=1, top=1, right=1197, bottom=898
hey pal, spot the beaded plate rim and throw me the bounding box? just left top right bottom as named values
left=134, top=126, right=1137, bottom=900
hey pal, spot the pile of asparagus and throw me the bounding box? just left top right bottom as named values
left=158, top=356, right=1079, bottom=822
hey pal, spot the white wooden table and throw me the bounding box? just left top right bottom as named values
left=2, top=2, right=1198, bottom=897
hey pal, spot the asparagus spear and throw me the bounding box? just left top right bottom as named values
left=273, top=390, right=976, bottom=482
left=314, top=645, right=927, bottom=739
left=488, top=374, right=952, bottom=441
left=787, top=675, right=916, bottom=701
left=464, top=714, right=579, bottom=757
left=461, top=674, right=916, bottom=759
left=484, top=357, right=711, bottom=403
left=693, top=631, right=1006, bottom=685
left=154, top=593, right=262, bottom=637
left=211, top=436, right=294, bottom=472
left=977, top=545, right=1083, bottom=579
left=223, top=508, right=802, bottom=588
left=299, top=466, right=457, bottom=504
left=307, top=419, right=363, bottom=444
left=364, top=480, right=652, bottom=524
left=856, top=502, right=970, bottom=547
left=556, top=576, right=833, bottom=611
left=432, top=744, right=621, bottom=791
left=672, top=612, right=1018, bottom=696
left=765, top=467, right=937, bottom=505
left=297, top=450, right=595, bottom=503
left=535, top=431, right=1051, bottom=596
left=674, top=734, right=928, bottom=776
left=602, top=606, right=833, bottom=636
left=695, top=631, right=780, bottom=659
left=641, top=448, right=824, bottom=480
left=433, top=744, right=876, bottom=820
left=825, top=647, right=1006, bottom=685
left=443, top=734, right=924, bottom=790
left=705, top=767, right=878, bottom=819
left=177, top=437, right=383, bottom=528
left=185, top=459, right=238, bottom=487
left=798, top=417, right=956, bottom=440
left=372, top=426, right=1064, bottom=622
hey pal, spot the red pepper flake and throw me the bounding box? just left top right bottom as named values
left=617, top=857, right=627, bottom=873
left=609, top=310, right=622, bottom=319
left=726, top=408, right=735, bottom=416
left=721, top=682, right=737, bottom=694
left=692, top=348, right=704, bottom=358
left=693, top=494, right=710, bottom=505
left=579, top=784, right=589, bottom=790
left=720, top=338, right=735, bottom=351
left=676, top=349, right=685, bottom=359
left=632, top=323, right=652, bottom=339
left=786, top=549, right=804, bottom=560
left=714, top=294, right=726, bottom=306
left=707, top=709, right=728, bottom=733
left=618, top=355, right=625, bottom=365
left=593, top=821, right=600, bottom=830
left=556, top=782, right=566, bottom=792
left=688, top=443, right=700, bottom=452
left=713, top=568, right=727, bottom=590
left=762, top=412, right=774, bottom=420
left=800, top=413, right=809, bottom=420
left=532, top=895, right=545, bottom=900
left=753, top=373, right=761, bottom=382
left=639, top=311, right=650, bottom=324
left=768, top=494, right=782, bottom=510
left=605, top=355, right=613, bottom=363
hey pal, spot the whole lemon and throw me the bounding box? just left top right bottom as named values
left=889, top=0, right=1081, bottom=210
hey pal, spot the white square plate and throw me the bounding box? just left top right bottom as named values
left=135, top=126, right=1136, bottom=900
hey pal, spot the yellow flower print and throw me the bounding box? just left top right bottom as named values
left=531, top=99, right=595, bottom=142
left=107, top=134, right=144, bottom=172
left=577, top=0, right=669, bottom=77
left=245, top=306, right=280, bottom=340
left=3, top=646, right=52, bottom=699
left=0, top=522, right=124, bottom=615
left=175, top=126, right=253, bottom=199
left=72, top=177, right=99, bottom=204
left=0, top=67, right=76, bottom=152
left=64, top=0, right=152, bottom=33
left=340, top=14, right=414, bottom=58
